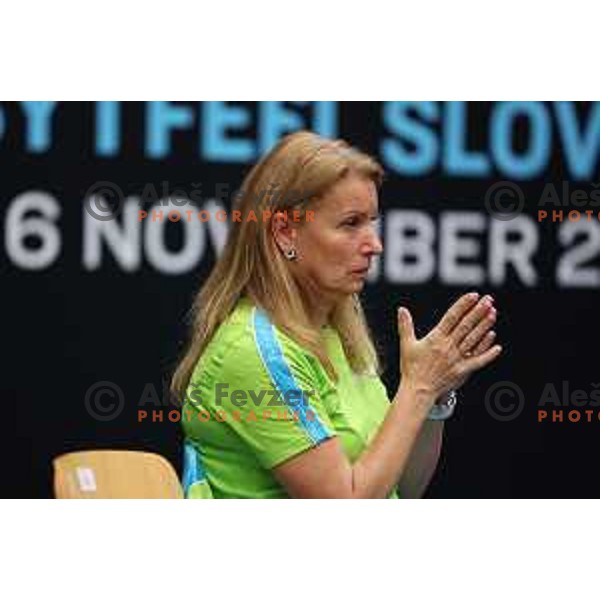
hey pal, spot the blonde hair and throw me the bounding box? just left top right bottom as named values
left=171, top=130, right=384, bottom=400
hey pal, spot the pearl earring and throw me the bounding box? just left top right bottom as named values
left=284, top=248, right=298, bottom=261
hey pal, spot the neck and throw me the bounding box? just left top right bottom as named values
left=295, top=278, right=339, bottom=330
left=302, top=291, right=336, bottom=330
left=313, top=304, right=333, bottom=329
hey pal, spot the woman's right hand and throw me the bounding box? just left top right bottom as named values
left=396, top=292, right=502, bottom=410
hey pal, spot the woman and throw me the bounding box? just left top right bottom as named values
left=172, top=131, right=501, bottom=499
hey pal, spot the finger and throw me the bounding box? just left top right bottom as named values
left=472, top=330, right=496, bottom=356
left=437, top=292, right=480, bottom=336
left=397, top=307, right=416, bottom=347
left=459, top=306, right=497, bottom=354
left=463, top=343, right=502, bottom=372
left=452, top=295, right=494, bottom=345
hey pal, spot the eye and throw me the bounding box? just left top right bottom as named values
left=341, top=216, right=360, bottom=228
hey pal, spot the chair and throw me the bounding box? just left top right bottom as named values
left=53, top=450, right=183, bottom=498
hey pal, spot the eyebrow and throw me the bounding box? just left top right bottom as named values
left=340, top=209, right=381, bottom=219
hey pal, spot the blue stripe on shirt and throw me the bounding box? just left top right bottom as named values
left=252, top=307, right=331, bottom=445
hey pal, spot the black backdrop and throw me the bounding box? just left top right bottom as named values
left=2, top=101, right=599, bottom=498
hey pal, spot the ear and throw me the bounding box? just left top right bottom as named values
left=271, top=212, right=297, bottom=253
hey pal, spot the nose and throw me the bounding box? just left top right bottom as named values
left=362, top=227, right=383, bottom=256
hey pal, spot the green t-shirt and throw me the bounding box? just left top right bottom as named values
left=181, top=297, right=398, bottom=498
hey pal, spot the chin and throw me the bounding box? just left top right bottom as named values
left=344, top=281, right=366, bottom=294
left=321, top=279, right=366, bottom=301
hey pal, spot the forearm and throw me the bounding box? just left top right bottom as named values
left=350, top=383, right=434, bottom=498
left=275, top=293, right=500, bottom=499
left=396, top=420, right=444, bottom=498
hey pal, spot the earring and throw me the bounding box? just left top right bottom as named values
left=284, top=247, right=298, bottom=261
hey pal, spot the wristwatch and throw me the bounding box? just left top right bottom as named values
left=427, top=390, right=458, bottom=421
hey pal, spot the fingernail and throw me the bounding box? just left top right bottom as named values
left=468, top=292, right=479, bottom=300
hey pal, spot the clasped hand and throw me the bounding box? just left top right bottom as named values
left=397, top=292, right=502, bottom=406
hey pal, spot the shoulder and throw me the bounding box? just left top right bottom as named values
left=192, top=297, right=319, bottom=387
